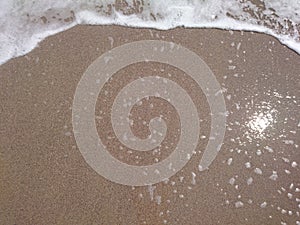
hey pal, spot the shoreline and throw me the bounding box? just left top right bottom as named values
left=0, top=25, right=299, bottom=224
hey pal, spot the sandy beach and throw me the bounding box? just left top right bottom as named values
left=0, top=25, right=299, bottom=224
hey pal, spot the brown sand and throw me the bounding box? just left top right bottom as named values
left=0, top=25, right=299, bottom=225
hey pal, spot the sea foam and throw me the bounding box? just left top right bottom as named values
left=0, top=0, right=299, bottom=65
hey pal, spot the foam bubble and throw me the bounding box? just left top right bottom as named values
left=0, top=0, right=299, bottom=65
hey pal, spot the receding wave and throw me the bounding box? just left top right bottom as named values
left=0, top=0, right=299, bottom=65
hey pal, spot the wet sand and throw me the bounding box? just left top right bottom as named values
left=0, top=25, right=299, bottom=225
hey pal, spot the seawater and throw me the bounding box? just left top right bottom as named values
left=0, top=0, right=299, bottom=65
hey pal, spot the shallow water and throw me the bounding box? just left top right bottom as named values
left=0, top=0, right=300, bottom=65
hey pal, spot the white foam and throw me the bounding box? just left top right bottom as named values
left=0, top=0, right=299, bottom=65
